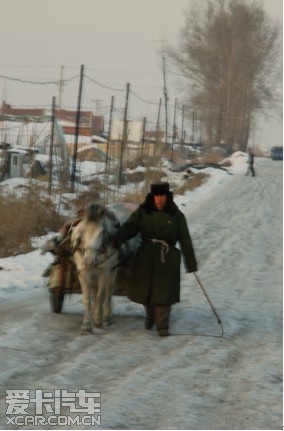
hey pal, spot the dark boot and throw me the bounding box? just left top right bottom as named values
left=158, top=329, right=170, bottom=337
left=144, top=305, right=155, bottom=330
left=155, top=305, right=171, bottom=336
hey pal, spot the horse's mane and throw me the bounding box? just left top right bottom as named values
left=84, top=203, right=105, bottom=223
left=83, top=203, right=120, bottom=229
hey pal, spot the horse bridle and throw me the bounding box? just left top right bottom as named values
left=71, top=212, right=120, bottom=271
left=72, top=230, right=117, bottom=271
left=76, top=246, right=118, bottom=271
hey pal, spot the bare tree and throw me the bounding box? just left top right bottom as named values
left=168, top=0, right=282, bottom=153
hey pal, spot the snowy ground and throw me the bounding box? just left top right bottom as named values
left=0, top=155, right=282, bottom=430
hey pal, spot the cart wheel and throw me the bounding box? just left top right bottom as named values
left=49, top=290, right=65, bottom=313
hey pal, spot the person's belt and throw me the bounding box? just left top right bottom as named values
left=143, top=238, right=169, bottom=263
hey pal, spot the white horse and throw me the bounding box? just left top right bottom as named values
left=71, top=203, right=120, bottom=334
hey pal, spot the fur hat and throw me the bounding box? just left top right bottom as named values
left=150, top=182, right=170, bottom=195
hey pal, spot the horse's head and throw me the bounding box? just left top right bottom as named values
left=73, top=203, right=119, bottom=269
left=83, top=203, right=106, bottom=224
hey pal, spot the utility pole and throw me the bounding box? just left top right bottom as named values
left=181, top=104, right=185, bottom=145
left=154, top=98, right=162, bottom=158
left=141, top=116, right=146, bottom=156
left=155, top=97, right=162, bottom=144
left=104, top=95, right=114, bottom=203
left=105, top=95, right=114, bottom=175
left=58, top=66, right=64, bottom=110
left=70, top=64, right=84, bottom=192
left=162, top=55, right=168, bottom=146
left=171, top=97, right=177, bottom=152
left=118, top=82, right=130, bottom=188
left=192, top=108, right=195, bottom=143
left=48, top=96, right=56, bottom=195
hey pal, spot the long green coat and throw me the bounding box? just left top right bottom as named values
left=116, top=206, right=197, bottom=305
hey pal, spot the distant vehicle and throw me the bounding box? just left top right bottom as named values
left=270, top=146, right=283, bottom=160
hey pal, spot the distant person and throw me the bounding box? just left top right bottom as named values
left=115, top=182, right=198, bottom=337
left=246, top=148, right=256, bottom=177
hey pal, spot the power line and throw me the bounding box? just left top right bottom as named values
left=0, top=73, right=79, bottom=85
left=0, top=69, right=189, bottom=135
left=0, top=70, right=165, bottom=108
left=84, top=74, right=125, bottom=92
left=130, top=89, right=159, bottom=106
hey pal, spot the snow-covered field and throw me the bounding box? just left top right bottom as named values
left=0, top=154, right=282, bottom=429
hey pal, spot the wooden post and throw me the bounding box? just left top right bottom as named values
left=171, top=97, right=177, bottom=152
left=48, top=96, right=56, bottom=195
left=104, top=96, right=114, bottom=203
left=58, top=66, right=64, bottom=110
left=105, top=95, right=114, bottom=175
left=141, top=116, right=146, bottom=156
left=192, top=108, right=195, bottom=143
left=70, top=64, right=84, bottom=192
left=181, top=104, right=185, bottom=145
left=155, top=97, right=162, bottom=144
left=118, top=82, right=130, bottom=188
left=162, top=56, right=168, bottom=146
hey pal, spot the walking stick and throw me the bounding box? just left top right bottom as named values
left=193, top=272, right=224, bottom=337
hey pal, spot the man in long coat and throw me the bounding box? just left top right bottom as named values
left=116, top=182, right=198, bottom=337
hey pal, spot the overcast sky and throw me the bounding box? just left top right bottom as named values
left=0, top=0, right=282, bottom=148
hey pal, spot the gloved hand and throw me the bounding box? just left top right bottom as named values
left=186, top=267, right=198, bottom=274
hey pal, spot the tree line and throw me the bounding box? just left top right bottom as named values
left=168, top=0, right=282, bottom=154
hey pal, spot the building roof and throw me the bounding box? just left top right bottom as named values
left=55, top=109, right=93, bottom=126
left=55, top=109, right=104, bottom=133
left=0, top=103, right=46, bottom=117
left=0, top=103, right=105, bottom=140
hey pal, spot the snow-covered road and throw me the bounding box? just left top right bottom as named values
left=0, top=158, right=282, bottom=430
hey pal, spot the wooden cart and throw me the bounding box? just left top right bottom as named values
left=44, top=202, right=138, bottom=313
left=44, top=246, right=130, bottom=313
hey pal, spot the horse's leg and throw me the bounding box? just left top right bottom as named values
left=78, top=273, right=92, bottom=334
left=94, top=274, right=106, bottom=328
left=90, top=276, right=98, bottom=329
left=103, top=270, right=116, bottom=325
